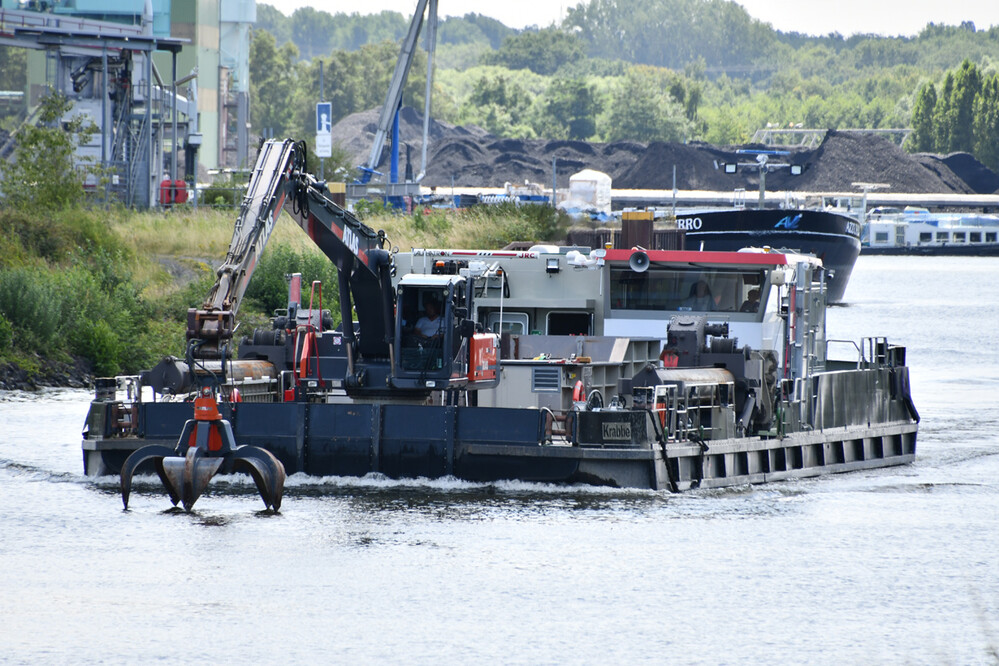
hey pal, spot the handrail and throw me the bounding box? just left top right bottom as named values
left=825, top=338, right=863, bottom=367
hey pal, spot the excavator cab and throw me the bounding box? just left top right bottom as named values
left=393, top=275, right=473, bottom=389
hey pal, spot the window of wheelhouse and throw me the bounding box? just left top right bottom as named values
left=609, top=266, right=769, bottom=314
left=546, top=311, right=592, bottom=335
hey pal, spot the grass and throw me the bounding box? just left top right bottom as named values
left=0, top=199, right=569, bottom=380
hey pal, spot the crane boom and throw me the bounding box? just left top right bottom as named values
left=188, top=139, right=393, bottom=360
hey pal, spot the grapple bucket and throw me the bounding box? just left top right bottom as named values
left=119, top=394, right=285, bottom=512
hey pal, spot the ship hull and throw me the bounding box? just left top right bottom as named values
left=84, top=400, right=917, bottom=492
left=680, top=209, right=861, bottom=303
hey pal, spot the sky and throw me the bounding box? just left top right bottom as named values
left=271, top=0, right=999, bottom=36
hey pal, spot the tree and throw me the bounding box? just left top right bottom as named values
left=933, top=72, right=954, bottom=152
left=249, top=30, right=300, bottom=137
left=0, top=91, right=96, bottom=211
left=460, top=74, right=535, bottom=137
left=946, top=59, right=982, bottom=153
left=908, top=82, right=937, bottom=152
left=605, top=67, right=693, bottom=142
left=973, top=74, right=999, bottom=170
left=288, top=7, right=337, bottom=61
left=534, top=79, right=603, bottom=140
left=484, top=29, right=586, bottom=76
left=0, top=45, right=27, bottom=129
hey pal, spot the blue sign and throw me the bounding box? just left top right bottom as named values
left=316, top=102, right=332, bottom=134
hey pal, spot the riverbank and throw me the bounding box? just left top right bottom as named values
left=0, top=356, right=93, bottom=391
left=0, top=202, right=568, bottom=391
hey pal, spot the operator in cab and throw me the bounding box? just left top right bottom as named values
left=415, top=297, right=444, bottom=339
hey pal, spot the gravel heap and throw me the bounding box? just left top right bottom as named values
left=331, top=109, right=997, bottom=195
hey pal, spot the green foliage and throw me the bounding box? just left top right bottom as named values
left=908, top=83, right=937, bottom=151
left=901, top=61, right=999, bottom=169
left=289, top=42, right=427, bottom=138
left=440, top=13, right=515, bottom=50
left=0, top=45, right=27, bottom=124
left=0, top=313, right=11, bottom=352
left=247, top=2, right=999, bottom=172
left=353, top=198, right=389, bottom=220
left=0, top=91, right=97, bottom=211
left=484, top=29, right=587, bottom=76
left=411, top=208, right=452, bottom=235
left=534, top=79, right=604, bottom=140
left=460, top=203, right=570, bottom=247
left=259, top=7, right=407, bottom=57
left=973, top=75, right=999, bottom=170
left=243, top=244, right=341, bottom=321
left=0, top=268, right=64, bottom=353
left=460, top=73, right=537, bottom=137
left=605, top=67, right=694, bottom=142
left=946, top=60, right=983, bottom=152
left=0, top=207, right=126, bottom=268
left=249, top=30, right=300, bottom=137
left=564, top=0, right=777, bottom=70
left=201, top=173, right=247, bottom=208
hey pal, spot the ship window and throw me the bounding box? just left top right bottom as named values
left=936, top=232, right=949, bottom=242
left=987, top=233, right=997, bottom=243
left=953, top=232, right=966, bottom=242
left=874, top=232, right=889, bottom=242
left=919, top=232, right=932, bottom=243
left=610, top=267, right=766, bottom=313
left=547, top=311, right=592, bottom=335
left=486, top=311, right=528, bottom=335
left=970, top=232, right=982, bottom=243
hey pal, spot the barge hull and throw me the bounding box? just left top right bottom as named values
left=84, top=401, right=917, bottom=491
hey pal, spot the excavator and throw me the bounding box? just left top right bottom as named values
left=118, top=139, right=499, bottom=512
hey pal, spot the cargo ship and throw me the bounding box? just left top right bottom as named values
left=674, top=208, right=862, bottom=303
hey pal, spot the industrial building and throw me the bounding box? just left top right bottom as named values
left=0, top=0, right=255, bottom=207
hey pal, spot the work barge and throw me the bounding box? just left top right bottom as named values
left=82, top=140, right=919, bottom=509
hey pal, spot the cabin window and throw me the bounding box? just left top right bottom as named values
left=546, top=311, right=592, bottom=335
left=953, top=232, right=966, bottom=242
left=987, top=232, right=997, bottom=243
left=936, top=232, right=949, bottom=242
left=485, top=311, right=529, bottom=335
left=919, top=232, right=932, bottom=243
left=970, top=232, right=982, bottom=243
left=874, top=232, right=889, bottom=242
left=609, top=267, right=767, bottom=313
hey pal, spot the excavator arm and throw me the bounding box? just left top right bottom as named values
left=187, top=139, right=393, bottom=362
left=127, top=138, right=397, bottom=512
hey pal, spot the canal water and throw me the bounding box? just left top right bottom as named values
left=1, top=256, right=997, bottom=664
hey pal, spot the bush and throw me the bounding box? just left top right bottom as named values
left=460, top=203, right=570, bottom=247
left=244, top=244, right=341, bottom=319
left=73, top=319, right=121, bottom=377
left=0, top=313, right=12, bottom=352
left=0, top=268, right=66, bottom=352
left=0, top=91, right=97, bottom=211
left=201, top=174, right=248, bottom=208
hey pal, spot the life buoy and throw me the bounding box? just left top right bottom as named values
left=572, top=380, right=585, bottom=402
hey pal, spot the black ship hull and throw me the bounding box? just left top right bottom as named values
left=84, top=399, right=917, bottom=493
left=679, top=209, right=861, bottom=303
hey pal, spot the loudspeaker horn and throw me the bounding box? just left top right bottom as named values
left=629, top=251, right=650, bottom=273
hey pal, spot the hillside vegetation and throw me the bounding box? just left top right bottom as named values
left=251, top=0, right=999, bottom=170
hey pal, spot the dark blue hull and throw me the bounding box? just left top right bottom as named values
left=680, top=209, right=861, bottom=303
